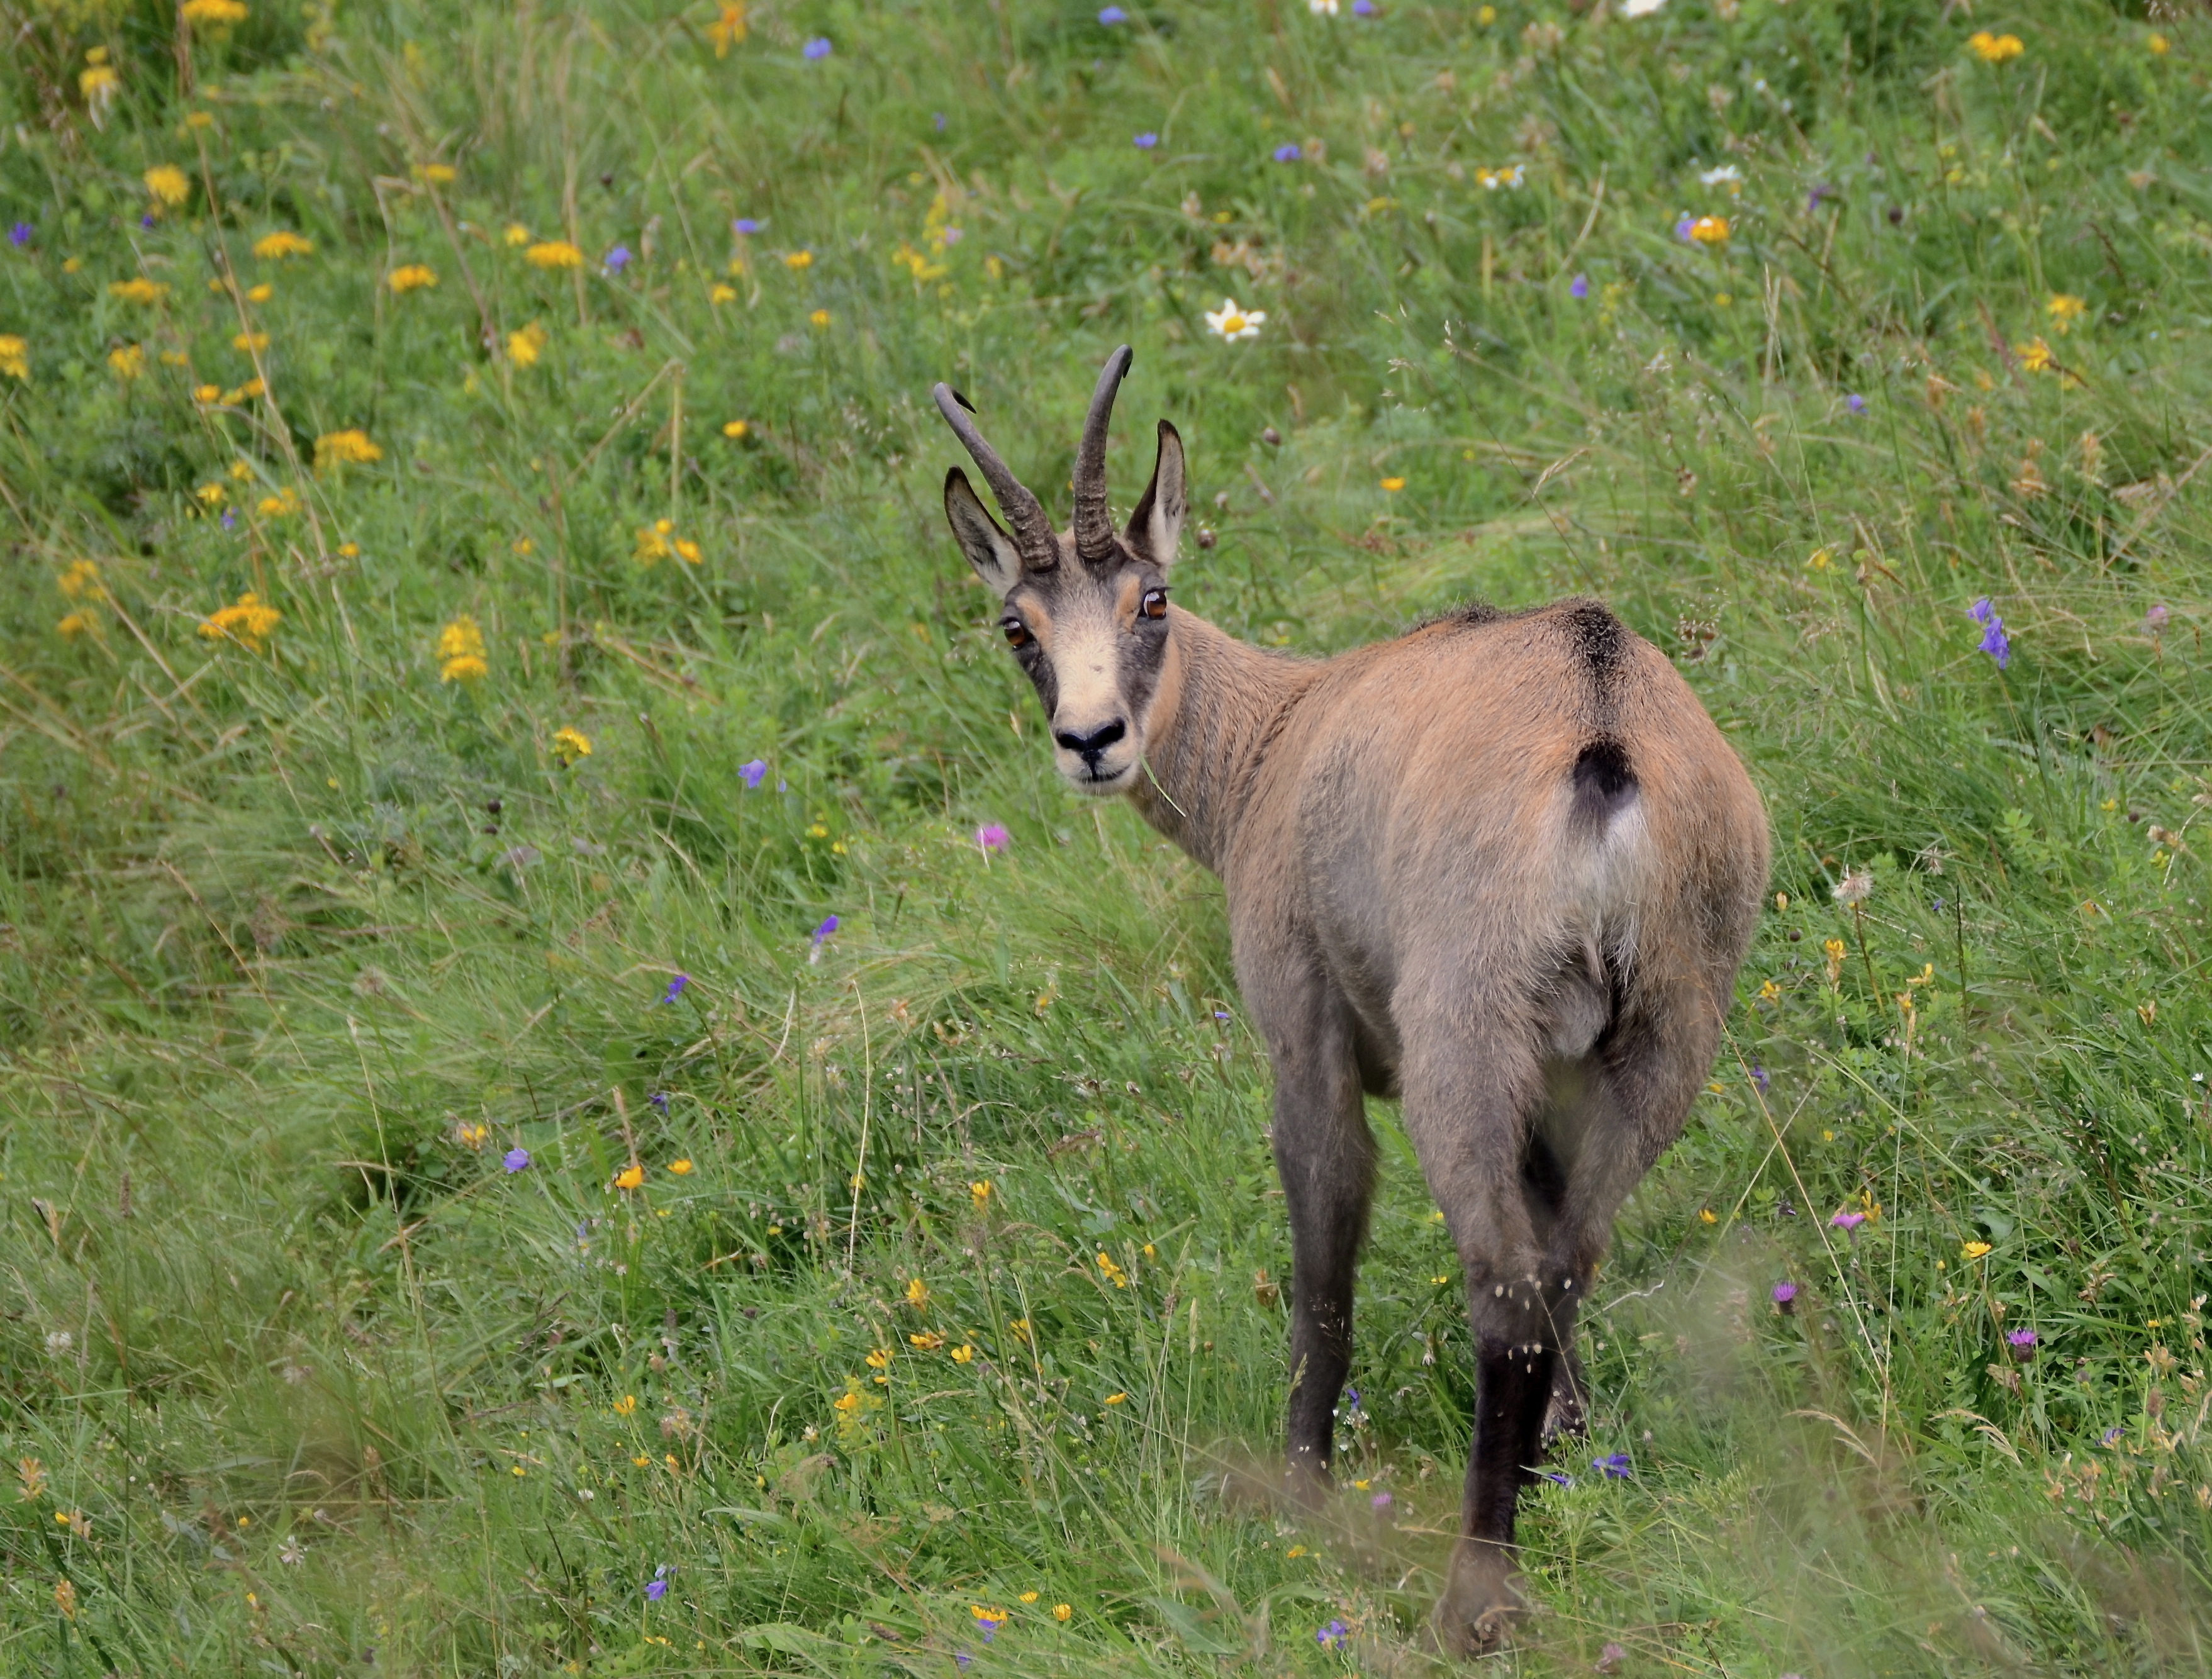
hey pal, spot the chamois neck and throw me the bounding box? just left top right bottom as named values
left=1127, top=609, right=1312, bottom=874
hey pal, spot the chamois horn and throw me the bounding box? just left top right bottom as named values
left=932, top=382, right=1057, bottom=570
left=1072, top=344, right=1134, bottom=563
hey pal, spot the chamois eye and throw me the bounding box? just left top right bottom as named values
left=1002, top=617, right=1032, bottom=649
left=1141, top=588, right=1168, bottom=620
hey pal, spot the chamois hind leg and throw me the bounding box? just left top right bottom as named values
left=1394, top=1006, right=1555, bottom=1656
left=1254, top=973, right=1374, bottom=1496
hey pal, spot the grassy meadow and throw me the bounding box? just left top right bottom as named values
left=8, top=0, right=2212, bottom=1670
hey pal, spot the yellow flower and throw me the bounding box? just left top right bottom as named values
left=0, top=335, right=26, bottom=381
left=909, top=1330, right=945, bottom=1350
left=2149, top=32, right=2169, bottom=55
left=194, top=483, right=226, bottom=506
left=412, top=162, right=457, bottom=184
left=54, top=1578, right=76, bottom=1620
left=314, top=428, right=382, bottom=468
left=503, top=223, right=530, bottom=246
left=57, top=611, right=98, bottom=640
left=784, top=250, right=814, bottom=269
left=506, top=321, right=549, bottom=366
left=809, top=308, right=830, bottom=328
left=708, top=0, right=747, bottom=55
left=1969, top=30, right=2024, bottom=64
left=1096, top=1251, right=1128, bottom=1288
left=905, top=1276, right=930, bottom=1308
left=2047, top=293, right=2086, bottom=335
left=1823, top=936, right=1846, bottom=984
left=1689, top=215, right=1731, bottom=245
left=722, top=419, right=749, bottom=438
left=1380, top=476, right=1405, bottom=492
left=1053, top=1604, right=1072, bottom=1622
left=182, top=0, right=250, bottom=23
left=832, top=1388, right=861, bottom=1414
left=253, top=230, right=315, bottom=260
left=613, top=1393, right=637, bottom=1415
left=552, top=726, right=592, bottom=763
left=232, top=332, right=270, bottom=352
left=246, top=283, right=272, bottom=302
left=1960, top=1241, right=1992, bottom=1261
left=1699, top=1208, right=1718, bottom=1225
left=865, top=1347, right=893, bottom=1369
left=199, top=590, right=281, bottom=651
left=949, top=1343, right=975, bottom=1363
left=257, top=488, right=300, bottom=517
left=388, top=263, right=438, bottom=293
left=969, top=1179, right=991, bottom=1208
left=144, top=165, right=191, bottom=206
left=634, top=522, right=673, bottom=565
left=525, top=240, right=584, bottom=269
left=108, top=343, right=146, bottom=379
left=1103, top=1392, right=1126, bottom=1405
left=108, top=277, right=169, bottom=304
left=668, top=1159, right=693, bottom=1175
left=615, top=1164, right=644, bottom=1190
left=709, top=282, right=737, bottom=304
left=437, top=615, right=488, bottom=683
left=80, top=62, right=121, bottom=120
left=1020, top=1592, right=1039, bottom=1605
left=222, top=377, right=264, bottom=403
left=2017, top=337, right=2055, bottom=373
left=674, top=538, right=701, bottom=564
left=58, top=559, right=103, bottom=600
left=230, top=460, right=253, bottom=480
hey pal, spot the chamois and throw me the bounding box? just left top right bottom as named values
left=933, top=348, right=1768, bottom=1654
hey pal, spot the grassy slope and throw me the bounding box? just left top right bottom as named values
left=4, top=0, right=2212, bottom=1671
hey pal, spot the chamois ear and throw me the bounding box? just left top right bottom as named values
left=944, top=467, right=1025, bottom=598
left=1124, top=419, right=1187, bottom=569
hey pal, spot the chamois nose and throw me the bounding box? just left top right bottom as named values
left=1054, top=717, right=1127, bottom=761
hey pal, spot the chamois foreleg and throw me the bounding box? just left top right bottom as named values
left=1257, top=978, right=1374, bottom=1495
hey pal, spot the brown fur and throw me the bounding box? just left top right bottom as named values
left=934, top=354, right=1770, bottom=1656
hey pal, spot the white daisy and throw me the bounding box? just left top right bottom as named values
left=1205, top=298, right=1267, bottom=341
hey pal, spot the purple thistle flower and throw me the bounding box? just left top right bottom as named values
left=732, top=218, right=764, bottom=236
left=1370, top=1490, right=1392, bottom=1509
left=2147, top=603, right=2169, bottom=633
left=1599, top=1643, right=1627, bottom=1675
left=1274, top=143, right=1302, bottom=163
left=1772, top=1281, right=1797, bottom=1312
left=976, top=823, right=1011, bottom=853
left=1831, top=1210, right=1867, bottom=1231
left=1570, top=273, right=1590, bottom=299
left=739, top=758, right=768, bottom=788
left=1846, top=393, right=1865, bottom=415
left=2101, top=1425, right=2126, bottom=1447
left=2006, top=1327, right=2038, bottom=1363
left=1134, top=131, right=1159, bottom=150
left=1594, top=1453, right=1633, bottom=1479
left=8, top=222, right=30, bottom=247
left=662, top=973, right=690, bottom=1004
left=649, top=1091, right=669, bottom=1113
left=503, top=1147, right=531, bottom=1173
left=1098, top=4, right=1127, bottom=20
left=1317, top=1618, right=1350, bottom=1649
left=802, top=36, right=830, bottom=59
left=812, top=914, right=839, bottom=945
left=603, top=245, right=632, bottom=274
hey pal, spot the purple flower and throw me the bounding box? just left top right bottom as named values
left=1772, top=1281, right=1797, bottom=1312
left=503, top=1147, right=531, bottom=1173
left=603, top=245, right=632, bottom=274
left=1675, top=215, right=1696, bottom=242
left=1214, top=1010, right=1231, bottom=1022
left=1846, top=393, right=1865, bottom=415
left=1750, top=1064, right=1770, bottom=1094
left=1541, top=1470, right=1575, bottom=1487
left=1343, top=1386, right=1361, bottom=1411
left=1353, top=0, right=1375, bottom=13
left=1273, top=143, right=1302, bottom=163
left=662, top=973, right=690, bottom=1004
left=2101, top=1425, right=2126, bottom=1447
left=812, top=914, right=839, bottom=945
left=2147, top=604, right=2169, bottom=632
left=954, top=1655, right=973, bottom=1672
left=732, top=218, right=764, bottom=236
left=1134, top=132, right=1159, bottom=150
left=1598, top=1643, right=1627, bottom=1675
left=1098, top=4, right=1127, bottom=20
left=2006, top=1328, right=2038, bottom=1363
left=1978, top=611, right=2011, bottom=669
left=221, top=509, right=238, bottom=530
left=976, top=823, right=1011, bottom=852
left=649, top=1091, right=669, bottom=1113
left=934, top=113, right=947, bottom=132
left=141, top=212, right=157, bottom=229
left=976, top=1615, right=1003, bottom=1644
left=739, top=758, right=768, bottom=788
left=1969, top=596, right=1995, bottom=625
left=1594, top=1452, right=1633, bottom=1480
left=1808, top=182, right=1835, bottom=213
left=1370, top=1490, right=1392, bottom=1509
left=8, top=222, right=30, bottom=247
left=802, top=36, right=830, bottom=59
left=1831, top=1210, right=1866, bottom=1231
left=644, top=1577, right=668, bottom=1602
left=1569, top=273, right=1589, bottom=299
left=1317, top=1618, right=1350, bottom=1649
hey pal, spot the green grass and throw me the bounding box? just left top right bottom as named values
left=5, top=0, right=2212, bottom=1671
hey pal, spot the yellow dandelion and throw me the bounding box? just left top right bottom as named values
left=181, top=0, right=250, bottom=23
left=552, top=726, right=592, bottom=763
left=722, top=419, right=749, bottom=438
left=199, top=591, right=281, bottom=652
left=252, top=230, right=314, bottom=260
left=412, top=162, right=457, bottom=184
left=1960, top=1241, right=1993, bottom=1261
left=2017, top=337, right=2055, bottom=373
left=615, top=1164, right=644, bottom=1190
left=108, top=277, right=169, bottom=305
left=437, top=614, right=488, bottom=683
left=503, top=223, right=530, bottom=246
left=232, top=331, right=269, bottom=352
left=256, top=487, right=301, bottom=517
left=809, top=308, right=830, bottom=328
left=387, top=263, right=438, bottom=293
left=506, top=321, right=549, bottom=367
left=246, top=282, right=272, bottom=302
left=57, top=611, right=99, bottom=640
left=313, top=428, right=382, bottom=469
left=1969, top=30, right=2024, bottom=64
left=668, top=1159, right=693, bottom=1175
left=194, top=483, right=225, bottom=506
left=525, top=240, right=585, bottom=269
left=1380, top=476, right=1405, bottom=491
left=784, top=250, right=814, bottom=269
left=143, top=165, right=191, bottom=206
left=709, top=282, right=738, bottom=304
left=674, top=537, right=701, bottom=564
left=1053, top=1604, right=1072, bottom=1622
left=708, top=0, right=747, bottom=55
left=108, top=343, right=146, bottom=379
left=0, top=335, right=26, bottom=381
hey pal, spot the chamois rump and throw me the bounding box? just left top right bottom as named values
left=932, top=347, right=1768, bottom=1654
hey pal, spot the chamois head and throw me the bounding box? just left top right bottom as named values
left=934, top=345, right=1187, bottom=795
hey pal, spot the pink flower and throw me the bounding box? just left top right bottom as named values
left=976, top=823, right=1010, bottom=853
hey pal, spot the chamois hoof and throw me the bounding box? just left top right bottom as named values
left=1432, top=1541, right=1526, bottom=1658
